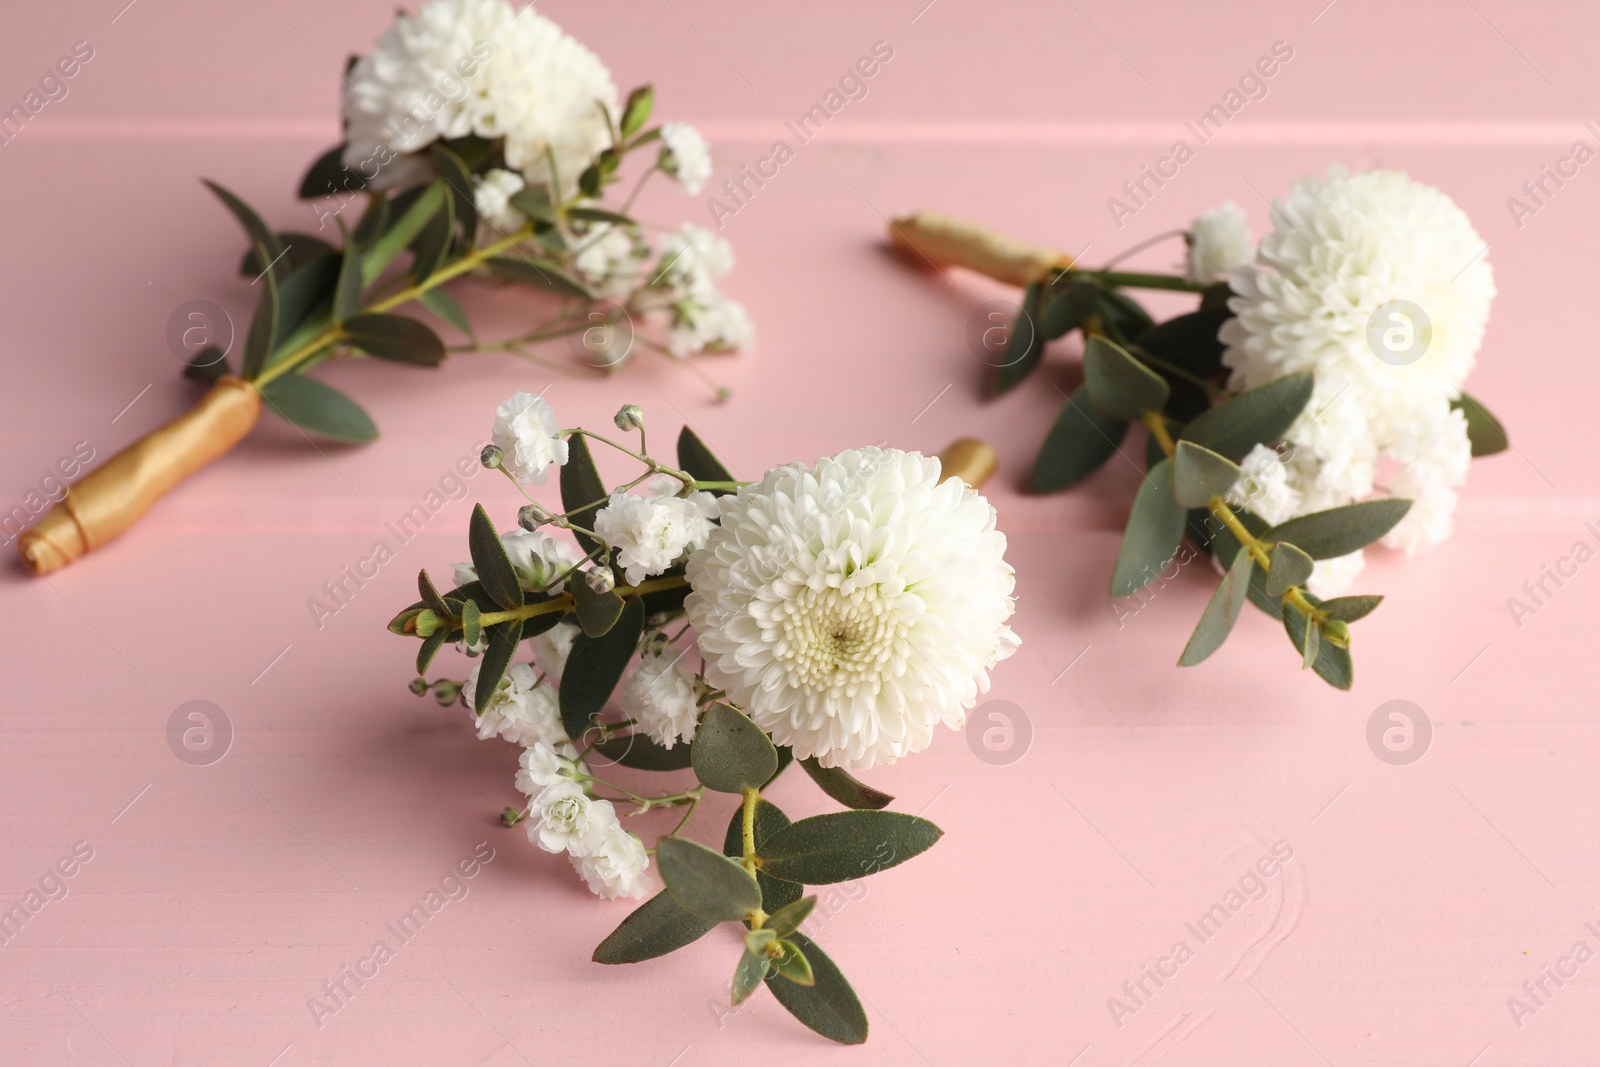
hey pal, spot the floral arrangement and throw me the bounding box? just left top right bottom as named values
left=387, top=394, right=1018, bottom=1044
left=18, top=0, right=746, bottom=576
left=891, top=165, right=1508, bottom=688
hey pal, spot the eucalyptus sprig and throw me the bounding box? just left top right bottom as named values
left=890, top=207, right=1511, bottom=688
left=388, top=412, right=962, bottom=1045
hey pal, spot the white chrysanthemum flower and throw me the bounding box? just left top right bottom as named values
left=655, top=224, right=734, bottom=297
left=529, top=621, right=579, bottom=684
left=474, top=168, right=527, bottom=236
left=660, top=122, right=712, bottom=195
left=526, top=782, right=615, bottom=854
left=1186, top=202, right=1254, bottom=284
left=501, top=529, right=583, bottom=592
left=569, top=825, right=651, bottom=899
left=516, top=740, right=581, bottom=794
left=464, top=662, right=563, bottom=745
left=342, top=0, right=617, bottom=198
left=492, top=391, right=568, bottom=485
left=686, top=447, right=1018, bottom=770
left=1306, top=550, right=1367, bottom=599
left=1221, top=166, right=1494, bottom=556
left=572, top=223, right=648, bottom=298
left=1226, top=444, right=1300, bottom=526
left=667, top=291, right=753, bottom=357
left=594, top=474, right=718, bottom=585
left=618, top=642, right=701, bottom=748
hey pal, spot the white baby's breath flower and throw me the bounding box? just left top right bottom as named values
left=1227, top=444, right=1300, bottom=526
left=569, top=825, right=651, bottom=899
left=572, top=223, right=648, bottom=299
left=667, top=291, right=753, bottom=357
left=474, top=168, right=527, bottom=236
left=501, top=529, right=583, bottom=592
left=1306, top=550, right=1367, bottom=599
left=451, top=561, right=479, bottom=587
left=529, top=621, right=579, bottom=684
left=1186, top=202, right=1254, bottom=284
left=492, top=391, right=568, bottom=485
left=342, top=0, right=617, bottom=198
left=526, top=782, right=615, bottom=855
left=659, top=122, right=712, bottom=195
left=655, top=224, right=734, bottom=297
left=618, top=642, right=701, bottom=748
left=593, top=474, right=718, bottom=585
left=516, top=740, right=580, bottom=794
left=685, top=447, right=1018, bottom=771
left=463, top=661, right=564, bottom=746
left=1221, top=166, right=1495, bottom=557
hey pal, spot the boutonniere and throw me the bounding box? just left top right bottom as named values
left=891, top=165, right=1507, bottom=687
left=389, top=397, right=1017, bottom=1043
left=20, top=0, right=746, bottom=575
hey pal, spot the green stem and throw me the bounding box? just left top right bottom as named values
left=739, top=787, right=760, bottom=872
left=471, top=574, right=688, bottom=629
left=1071, top=269, right=1209, bottom=293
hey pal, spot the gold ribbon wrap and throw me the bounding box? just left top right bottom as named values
left=889, top=211, right=1072, bottom=287
left=937, top=438, right=998, bottom=490
left=18, top=377, right=261, bottom=575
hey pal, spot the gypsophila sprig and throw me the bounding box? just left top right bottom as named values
left=386, top=394, right=1018, bottom=1044
left=889, top=165, right=1509, bottom=690
left=14, top=0, right=750, bottom=578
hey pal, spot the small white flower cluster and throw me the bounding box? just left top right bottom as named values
left=659, top=122, right=712, bottom=196
left=617, top=640, right=703, bottom=749
left=492, top=391, right=568, bottom=485
left=1220, top=166, right=1496, bottom=594
left=518, top=741, right=651, bottom=900
left=655, top=225, right=753, bottom=357
left=594, top=474, right=718, bottom=586
left=1185, top=202, right=1255, bottom=285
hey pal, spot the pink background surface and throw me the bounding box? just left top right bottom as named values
left=3, top=1, right=1598, bottom=1063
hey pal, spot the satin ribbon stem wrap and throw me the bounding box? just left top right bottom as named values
left=889, top=211, right=1073, bottom=287
left=18, top=377, right=262, bottom=575
left=937, top=437, right=998, bottom=490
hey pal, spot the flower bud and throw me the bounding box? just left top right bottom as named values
left=500, top=806, right=524, bottom=827
left=585, top=566, right=617, bottom=594
left=408, top=677, right=429, bottom=696
left=480, top=444, right=504, bottom=470
left=614, top=404, right=645, bottom=432
left=518, top=503, right=547, bottom=531
left=414, top=609, right=439, bottom=637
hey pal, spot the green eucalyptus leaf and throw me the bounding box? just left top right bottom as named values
left=676, top=426, right=736, bottom=495
left=410, top=189, right=455, bottom=283
left=799, top=758, right=893, bottom=810
left=723, top=797, right=802, bottom=915
left=333, top=233, right=364, bottom=324
left=592, top=732, right=694, bottom=771
left=772, top=940, right=815, bottom=986
left=1453, top=392, right=1509, bottom=457
left=560, top=597, right=644, bottom=738
left=363, top=181, right=446, bottom=284
left=428, top=143, right=477, bottom=246
left=486, top=256, right=592, bottom=299
left=203, top=180, right=285, bottom=277
left=417, top=569, right=449, bottom=615
left=240, top=245, right=279, bottom=380
left=239, top=232, right=338, bottom=278
left=765, top=895, right=817, bottom=939
left=472, top=618, right=523, bottom=710
left=621, top=85, right=654, bottom=138
left=1263, top=498, right=1412, bottom=560
left=572, top=579, right=625, bottom=637
left=352, top=195, right=388, bottom=248
left=298, top=143, right=366, bottom=199
left=1200, top=280, right=1233, bottom=312
left=341, top=313, right=446, bottom=366
left=1040, top=278, right=1100, bottom=340
left=1133, top=305, right=1231, bottom=378
left=418, top=288, right=473, bottom=337
left=756, top=811, right=942, bottom=885
left=1179, top=372, right=1313, bottom=462
left=559, top=434, right=607, bottom=555
left=1177, top=547, right=1253, bottom=667
left=274, top=251, right=341, bottom=340
left=568, top=206, right=636, bottom=225
left=764, top=933, right=868, bottom=1045
left=1210, top=509, right=1283, bottom=619
left=692, top=704, right=779, bottom=794
left=1284, top=604, right=1321, bottom=670
left=991, top=282, right=1045, bottom=396
left=732, top=946, right=771, bottom=1005
left=1109, top=458, right=1187, bottom=597
left=1265, top=541, right=1315, bottom=597
left=1320, top=594, right=1383, bottom=622
left=1028, top=385, right=1128, bottom=493
left=258, top=374, right=378, bottom=442
left=468, top=503, right=523, bottom=611
left=508, top=184, right=556, bottom=225
left=1172, top=440, right=1242, bottom=508
left=657, top=837, right=761, bottom=922
left=1095, top=286, right=1155, bottom=341
left=415, top=630, right=446, bottom=675
left=592, top=889, right=715, bottom=964
left=1083, top=336, right=1169, bottom=420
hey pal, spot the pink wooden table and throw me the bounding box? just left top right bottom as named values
left=2, top=1, right=1598, bottom=1063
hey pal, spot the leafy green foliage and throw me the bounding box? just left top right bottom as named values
left=1133, top=305, right=1230, bottom=379
left=1084, top=336, right=1169, bottom=420
left=764, top=933, right=868, bottom=1045
left=765, top=896, right=817, bottom=939
left=676, top=426, right=736, bottom=493
left=1453, top=392, right=1509, bottom=457
left=572, top=580, right=625, bottom=637
left=1320, top=594, right=1383, bottom=622
left=487, top=256, right=592, bottom=299
left=1265, top=541, right=1315, bottom=597
left=620, top=85, right=654, bottom=139
left=591, top=733, right=694, bottom=771
left=991, top=282, right=1045, bottom=395
left=723, top=798, right=803, bottom=914
left=1039, top=278, right=1101, bottom=339
left=240, top=246, right=279, bottom=380
left=799, top=759, right=893, bottom=810
left=341, top=313, right=446, bottom=366
left=1028, top=385, right=1128, bottom=493
left=259, top=374, right=378, bottom=442
left=473, top=617, right=523, bottom=710
left=468, top=503, right=523, bottom=611
left=1178, top=548, right=1253, bottom=667
left=1263, top=499, right=1412, bottom=560
left=692, top=704, right=779, bottom=794
left=657, top=837, right=761, bottom=922
left=1179, top=373, right=1312, bottom=462
left=592, top=889, right=715, bottom=964
left=560, top=434, right=608, bottom=555
left=1110, top=459, right=1187, bottom=597
left=1171, top=440, right=1242, bottom=508
left=732, top=946, right=771, bottom=1004
left=559, top=597, right=643, bottom=738
left=772, top=940, right=815, bottom=986
left=757, top=811, right=943, bottom=885
left=297, top=143, right=366, bottom=199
